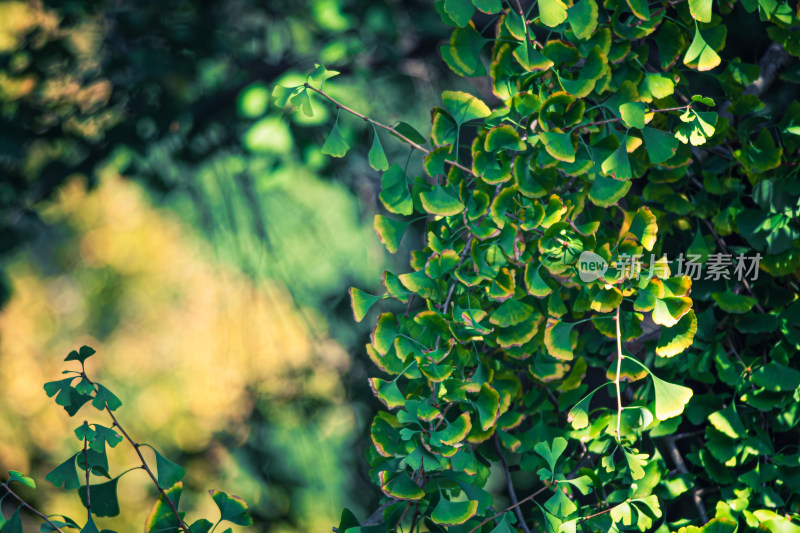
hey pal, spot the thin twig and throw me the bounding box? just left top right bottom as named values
left=494, top=434, right=532, bottom=533
left=0, top=482, right=67, bottom=533
left=466, top=482, right=554, bottom=533
left=304, top=84, right=477, bottom=178
left=576, top=104, right=691, bottom=131
left=81, top=373, right=190, bottom=532
left=578, top=505, right=615, bottom=522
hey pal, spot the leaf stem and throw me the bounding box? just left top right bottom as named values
left=304, top=83, right=478, bottom=178
left=0, top=482, right=67, bottom=533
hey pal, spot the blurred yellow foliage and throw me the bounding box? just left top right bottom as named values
left=0, top=173, right=354, bottom=531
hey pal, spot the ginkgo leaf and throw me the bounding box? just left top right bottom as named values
left=628, top=206, right=658, bottom=251
left=379, top=165, right=413, bottom=215
left=652, top=296, right=692, bottom=327
left=539, top=0, right=568, bottom=27
left=567, top=0, right=598, bottom=39
left=689, top=0, right=712, bottom=22
left=321, top=117, right=350, bottom=157
left=620, top=102, right=646, bottom=129
left=431, top=498, right=479, bottom=526
left=642, top=127, right=679, bottom=163
left=368, top=126, right=390, bottom=171
left=656, top=310, right=697, bottom=357
left=442, top=91, right=491, bottom=125
left=420, top=186, right=465, bottom=216
left=544, top=319, right=576, bottom=360
left=373, top=215, right=410, bottom=254
left=651, top=373, right=693, bottom=420
left=539, top=131, right=575, bottom=162
left=684, top=26, right=721, bottom=71
left=601, top=144, right=632, bottom=180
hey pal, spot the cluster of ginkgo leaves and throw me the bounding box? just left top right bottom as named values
left=275, top=0, right=800, bottom=530
left=0, top=346, right=252, bottom=533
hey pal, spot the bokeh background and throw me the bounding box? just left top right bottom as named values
left=0, top=0, right=473, bottom=530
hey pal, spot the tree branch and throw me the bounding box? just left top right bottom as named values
left=467, top=482, right=555, bottom=533
left=664, top=435, right=708, bottom=523
left=81, top=372, right=190, bottom=533
left=493, top=434, right=532, bottom=533
left=0, top=482, right=67, bottom=533
left=304, top=84, right=477, bottom=178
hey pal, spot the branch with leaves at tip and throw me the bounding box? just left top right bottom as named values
left=80, top=372, right=191, bottom=533
left=0, top=482, right=67, bottom=533
left=304, top=84, right=477, bottom=178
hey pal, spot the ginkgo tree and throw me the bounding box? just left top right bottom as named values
left=276, top=0, right=800, bottom=531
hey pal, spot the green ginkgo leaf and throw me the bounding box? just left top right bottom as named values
left=350, top=288, right=383, bottom=323
left=485, top=124, right=525, bottom=151
left=490, top=298, right=535, bottom=327
left=443, top=0, right=475, bottom=26
left=567, top=0, right=598, bottom=39
left=534, top=437, right=568, bottom=474
left=652, top=296, right=692, bottom=327
left=711, top=292, right=757, bottom=314
left=442, top=91, right=491, bottom=125
left=539, top=0, right=568, bottom=27
left=46, top=454, right=80, bottom=490
left=590, top=174, right=632, bottom=207
left=656, top=310, right=697, bottom=357
left=368, top=126, right=390, bottom=171
left=151, top=447, right=187, bottom=489
left=689, top=0, right=712, bottom=22
left=210, top=490, right=254, bottom=526
left=628, top=206, right=658, bottom=251
left=79, top=478, right=121, bottom=517
left=379, top=165, right=413, bottom=215
left=544, top=319, right=576, bottom=360
left=568, top=383, right=613, bottom=429
left=525, top=264, right=553, bottom=298
left=539, top=131, right=575, bottom=162
left=642, top=127, right=679, bottom=163
left=708, top=403, right=746, bottom=439
left=431, top=498, right=479, bottom=526
left=473, top=382, right=501, bottom=430
left=652, top=373, right=694, bottom=420
left=420, top=186, right=465, bottom=216
left=684, top=26, right=721, bottom=71
left=321, top=117, right=350, bottom=157
left=620, top=102, right=646, bottom=129
left=369, top=378, right=406, bottom=409
left=601, top=144, right=632, bottom=180
left=472, top=0, right=502, bottom=13
left=373, top=215, right=410, bottom=254
left=623, top=448, right=648, bottom=480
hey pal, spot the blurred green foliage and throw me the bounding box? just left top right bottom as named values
left=0, top=0, right=457, bottom=531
